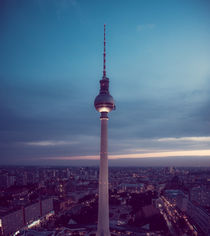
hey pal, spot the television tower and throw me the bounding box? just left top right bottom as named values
left=94, top=25, right=115, bottom=236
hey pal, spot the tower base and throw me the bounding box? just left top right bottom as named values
left=96, top=229, right=111, bottom=236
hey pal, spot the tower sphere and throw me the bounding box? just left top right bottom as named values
left=94, top=92, right=115, bottom=113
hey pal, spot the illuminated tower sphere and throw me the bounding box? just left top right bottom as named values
left=94, top=25, right=115, bottom=236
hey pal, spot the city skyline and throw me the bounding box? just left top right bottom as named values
left=1, top=0, right=210, bottom=166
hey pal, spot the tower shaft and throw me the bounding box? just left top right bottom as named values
left=96, top=113, right=110, bottom=236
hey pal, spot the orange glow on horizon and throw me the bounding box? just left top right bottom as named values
left=41, top=149, right=210, bottom=161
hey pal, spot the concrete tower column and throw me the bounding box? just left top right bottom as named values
left=96, top=112, right=110, bottom=236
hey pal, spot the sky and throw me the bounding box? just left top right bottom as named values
left=1, top=0, right=210, bottom=166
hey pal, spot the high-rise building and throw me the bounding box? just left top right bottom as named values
left=94, top=25, right=115, bottom=236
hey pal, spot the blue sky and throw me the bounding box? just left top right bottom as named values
left=1, top=0, right=210, bottom=166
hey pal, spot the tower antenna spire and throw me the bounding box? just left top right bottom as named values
left=103, top=24, right=106, bottom=78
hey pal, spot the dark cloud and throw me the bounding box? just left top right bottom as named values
left=197, top=79, right=210, bottom=122
left=184, top=78, right=210, bottom=136
left=1, top=75, right=210, bottom=164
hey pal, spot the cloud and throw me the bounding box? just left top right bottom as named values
left=195, top=78, right=210, bottom=123
left=36, top=0, right=79, bottom=21
left=137, top=24, right=155, bottom=31
left=157, top=136, right=210, bottom=142
left=39, top=149, right=210, bottom=160
left=23, top=140, right=78, bottom=146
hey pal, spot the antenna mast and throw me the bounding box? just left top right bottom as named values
left=103, top=24, right=106, bottom=78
